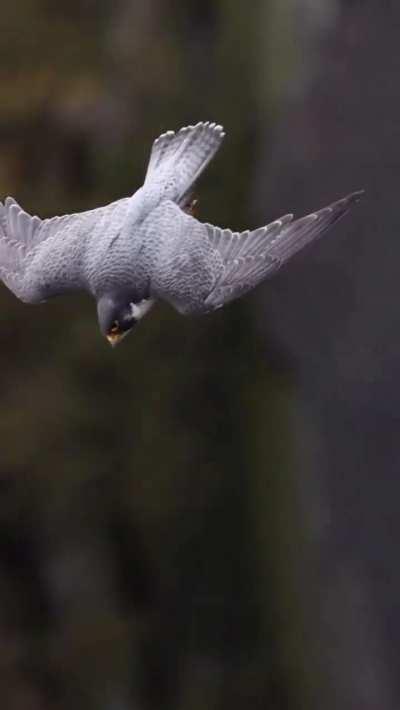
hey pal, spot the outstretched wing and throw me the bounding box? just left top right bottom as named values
left=144, top=121, right=225, bottom=206
left=0, top=196, right=129, bottom=302
left=204, top=191, right=364, bottom=310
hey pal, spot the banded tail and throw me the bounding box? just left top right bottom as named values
left=145, top=121, right=225, bottom=206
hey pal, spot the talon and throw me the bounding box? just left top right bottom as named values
left=185, top=198, right=199, bottom=216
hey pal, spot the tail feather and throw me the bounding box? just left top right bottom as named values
left=145, top=121, right=225, bottom=205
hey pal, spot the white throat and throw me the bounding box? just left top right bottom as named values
left=130, top=298, right=155, bottom=321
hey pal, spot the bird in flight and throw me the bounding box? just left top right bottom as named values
left=0, top=122, right=363, bottom=346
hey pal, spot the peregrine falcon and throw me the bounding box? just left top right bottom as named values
left=0, top=122, right=363, bottom=346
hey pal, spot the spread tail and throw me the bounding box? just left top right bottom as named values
left=144, top=121, right=225, bottom=205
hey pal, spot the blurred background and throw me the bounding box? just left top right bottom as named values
left=0, top=1, right=398, bottom=708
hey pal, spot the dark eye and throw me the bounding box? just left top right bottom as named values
left=110, top=321, right=120, bottom=334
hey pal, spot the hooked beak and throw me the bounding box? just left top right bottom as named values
left=106, top=331, right=129, bottom=348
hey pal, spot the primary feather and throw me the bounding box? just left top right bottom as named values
left=203, top=191, right=363, bottom=310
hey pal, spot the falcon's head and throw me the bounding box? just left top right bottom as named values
left=97, top=294, right=154, bottom=347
